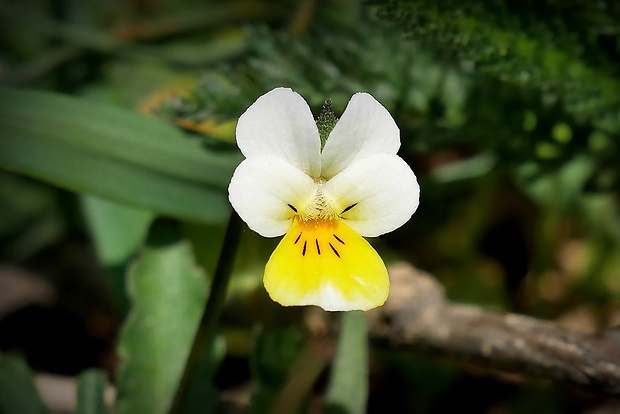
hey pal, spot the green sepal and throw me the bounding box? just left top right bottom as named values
left=317, top=99, right=338, bottom=150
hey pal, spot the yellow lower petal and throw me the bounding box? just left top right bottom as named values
left=263, top=217, right=389, bottom=311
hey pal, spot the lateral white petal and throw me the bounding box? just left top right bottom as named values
left=228, top=156, right=317, bottom=237
left=235, top=88, right=321, bottom=177
left=323, top=153, right=419, bottom=237
left=320, top=93, right=400, bottom=178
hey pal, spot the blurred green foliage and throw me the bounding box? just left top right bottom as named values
left=0, top=87, right=239, bottom=223
left=376, top=0, right=620, bottom=131
left=0, top=355, right=49, bottom=414
left=76, top=369, right=110, bottom=414
left=250, top=328, right=305, bottom=412
left=115, top=224, right=211, bottom=414
left=0, top=0, right=620, bottom=413
left=325, top=312, right=368, bottom=414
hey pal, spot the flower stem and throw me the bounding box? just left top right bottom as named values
left=324, top=311, right=369, bottom=414
left=169, top=211, right=243, bottom=414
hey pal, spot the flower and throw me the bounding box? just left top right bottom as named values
left=228, top=88, right=420, bottom=311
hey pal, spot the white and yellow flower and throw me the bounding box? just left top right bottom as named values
left=228, top=88, right=420, bottom=311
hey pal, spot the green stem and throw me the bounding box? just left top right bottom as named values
left=169, top=211, right=243, bottom=414
left=324, top=311, right=369, bottom=414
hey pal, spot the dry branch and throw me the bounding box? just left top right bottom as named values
left=366, top=263, right=620, bottom=396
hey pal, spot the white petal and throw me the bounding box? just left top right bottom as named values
left=228, top=156, right=317, bottom=237
left=322, top=154, right=419, bottom=237
left=320, top=93, right=400, bottom=178
left=236, top=88, right=321, bottom=177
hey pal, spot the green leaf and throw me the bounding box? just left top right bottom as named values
left=81, top=195, right=153, bottom=266
left=0, top=87, right=241, bottom=223
left=115, top=223, right=208, bottom=414
left=325, top=311, right=369, bottom=414
left=76, top=369, right=109, bottom=414
left=0, top=355, right=49, bottom=414
left=81, top=195, right=154, bottom=314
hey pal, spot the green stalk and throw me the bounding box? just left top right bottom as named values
left=169, top=211, right=243, bottom=413
left=324, top=311, right=369, bottom=414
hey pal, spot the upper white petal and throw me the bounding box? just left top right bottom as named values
left=228, top=156, right=317, bottom=237
left=320, top=93, right=400, bottom=178
left=322, top=153, right=419, bottom=237
left=235, top=87, right=321, bottom=177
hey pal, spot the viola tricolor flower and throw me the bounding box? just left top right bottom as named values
left=228, top=88, right=419, bottom=311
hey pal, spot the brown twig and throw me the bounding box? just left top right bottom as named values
left=366, top=263, right=620, bottom=396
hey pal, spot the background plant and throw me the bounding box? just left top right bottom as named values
left=1, top=0, right=620, bottom=413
